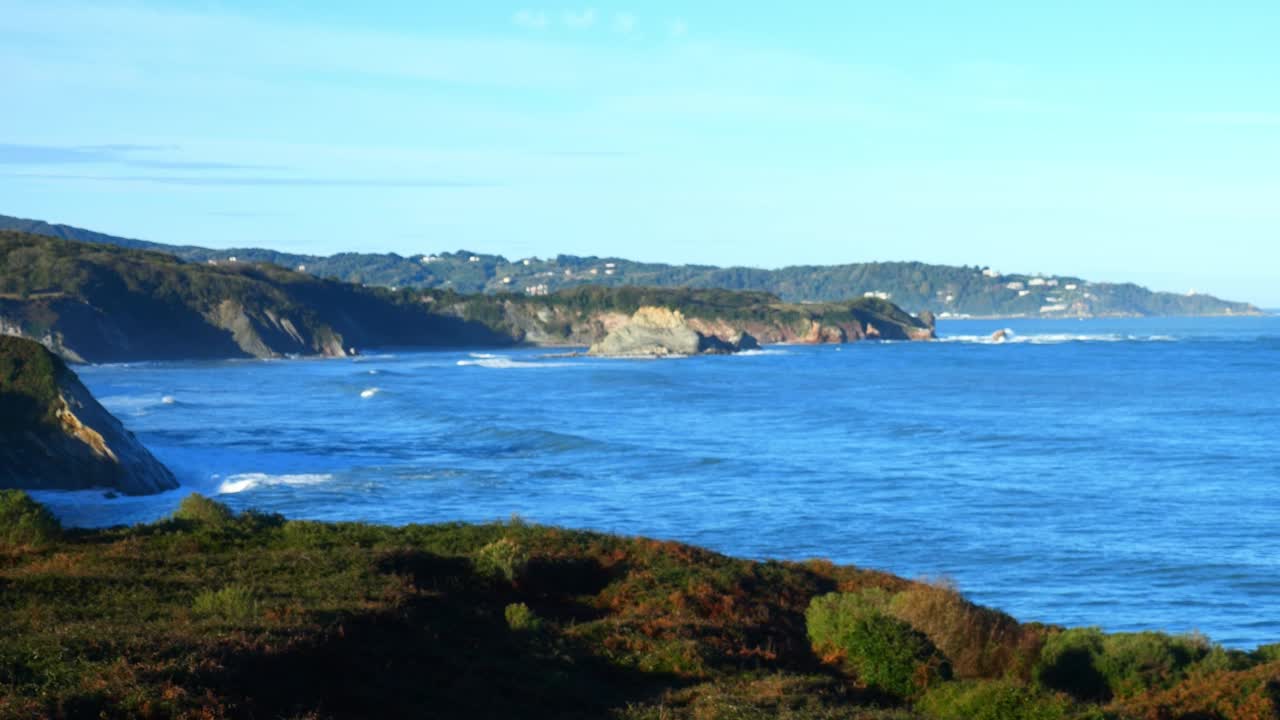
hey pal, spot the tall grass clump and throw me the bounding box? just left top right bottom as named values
left=192, top=585, right=258, bottom=623
left=171, top=493, right=235, bottom=526
left=0, top=490, right=61, bottom=548
left=887, top=580, right=1044, bottom=680
left=806, top=589, right=949, bottom=698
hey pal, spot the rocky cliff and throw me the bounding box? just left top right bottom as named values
left=457, top=288, right=935, bottom=352
left=1, top=233, right=932, bottom=363
left=0, top=232, right=511, bottom=362
left=587, top=307, right=760, bottom=357
left=0, top=336, right=177, bottom=494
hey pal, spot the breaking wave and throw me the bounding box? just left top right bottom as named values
left=457, top=358, right=581, bottom=369
left=940, top=332, right=1181, bottom=345
left=216, top=473, right=335, bottom=494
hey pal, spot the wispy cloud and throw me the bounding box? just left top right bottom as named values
left=0, top=143, right=278, bottom=170
left=512, top=9, right=549, bottom=30
left=613, top=12, right=637, bottom=34
left=1179, top=111, right=1280, bottom=128
left=9, top=173, right=497, bottom=188
left=540, top=150, right=630, bottom=158
left=563, top=9, right=596, bottom=29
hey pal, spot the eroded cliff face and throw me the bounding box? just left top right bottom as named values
left=495, top=301, right=934, bottom=352
left=0, top=336, right=178, bottom=495
left=208, top=300, right=349, bottom=359
left=586, top=307, right=754, bottom=357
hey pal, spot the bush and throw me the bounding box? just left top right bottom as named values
left=172, top=493, right=234, bottom=526
left=0, top=490, right=61, bottom=548
left=888, top=581, right=1044, bottom=680
left=1033, top=628, right=1110, bottom=701
left=806, top=590, right=949, bottom=698
left=918, top=679, right=1075, bottom=720
left=192, top=585, right=257, bottom=623
left=1034, top=628, right=1211, bottom=702
left=504, top=602, right=542, bottom=633
left=475, top=537, right=528, bottom=584
left=1251, top=643, right=1280, bottom=664
left=1098, top=631, right=1210, bottom=697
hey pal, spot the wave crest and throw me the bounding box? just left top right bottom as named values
left=217, top=473, right=334, bottom=494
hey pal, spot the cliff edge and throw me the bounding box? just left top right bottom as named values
left=0, top=335, right=177, bottom=495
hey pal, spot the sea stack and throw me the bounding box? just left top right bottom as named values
left=0, top=335, right=178, bottom=495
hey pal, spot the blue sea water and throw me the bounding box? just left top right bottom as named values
left=31, top=316, right=1280, bottom=648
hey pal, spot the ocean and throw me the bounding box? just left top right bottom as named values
left=31, top=315, right=1280, bottom=648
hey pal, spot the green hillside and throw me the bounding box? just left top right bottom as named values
left=0, top=213, right=1258, bottom=318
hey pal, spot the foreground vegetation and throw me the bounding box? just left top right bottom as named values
left=1, top=493, right=1277, bottom=719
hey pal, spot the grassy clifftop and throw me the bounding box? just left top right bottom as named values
left=0, top=334, right=65, bottom=431
left=1, top=494, right=1275, bottom=719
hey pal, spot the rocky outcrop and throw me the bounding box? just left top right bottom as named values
left=587, top=307, right=760, bottom=357
left=0, top=336, right=177, bottom=495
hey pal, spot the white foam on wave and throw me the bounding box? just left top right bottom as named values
left=360, top=387, right=380, bottom=398
left=98, top=394, right=180, bottom=415
left=469, top=352, right=500, bottom=359
left=940, top=333, right=1182, bottom=345
left=737, top=348, right=792, bottom=357
left=216, top=473, right=335, bottom=494
left=457, top=358, right=581, bottom=369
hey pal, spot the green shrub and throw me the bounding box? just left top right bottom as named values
left=1033, top=628, right=1110, bottom=701
left=0, top=490, right=61, bottom=548
left=504, top=602, right=542, bottom=633
left=192, top=585, right=257, bottom=623
left=918, top=679, right=1074, bottom=720
left=172, top=493, right=234, bottom=526
left=475, top=537, right=528, bottom=584
left=1251, top=643, right=1280, bottom=664
left=806, top=590, right=949, bottom=698
left=1034, top=628, right=1211, bottom=702
left=1097, top=631, right=1209, bottom=697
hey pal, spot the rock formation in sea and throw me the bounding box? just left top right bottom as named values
left=0, top=335, right=178, bottom=495
left=587, top=307, right=760, bottom=357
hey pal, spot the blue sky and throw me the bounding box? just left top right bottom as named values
left=2, top=2, right=1277, bottom=305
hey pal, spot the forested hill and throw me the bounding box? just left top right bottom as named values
left=0, top=213, right=1259, bottom=318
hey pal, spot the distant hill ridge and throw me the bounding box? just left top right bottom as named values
left=0, top=213, right=1259, bottom=318
left=0, top=231, right=930, bottom=363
